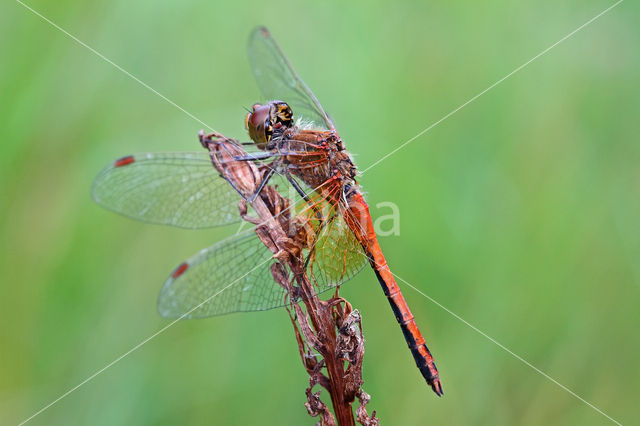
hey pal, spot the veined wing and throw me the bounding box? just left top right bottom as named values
left=92, top=152, right=247, bottom=229
left=272, top=174, right=368, bottom=293
left=158, top=232, right=286, bottom=318
left=309, top=206, right=368, bottom=293
left=248, top=26, right=335, bottom=131
left=157, top=184, right=368, bottom=318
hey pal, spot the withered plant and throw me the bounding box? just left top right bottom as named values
left=206, top=132, right=379, bottom=426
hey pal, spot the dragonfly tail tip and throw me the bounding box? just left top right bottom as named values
left=431, top=379, right=444, bottom=397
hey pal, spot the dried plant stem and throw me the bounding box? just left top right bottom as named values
left=206, top=134, right=378, bottom=425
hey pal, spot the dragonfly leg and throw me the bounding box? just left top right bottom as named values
left=287, top=173, right=325, bottom=223
left=247, top=167, right=276, bottom=203
left=232, top=152, right=277, bottom=162
left=287, top=174, right=320, bottom=213
left=215, top=138, right=278, bottom=163
left=221, top=176, right=251, bottom=201
left=221, top=166, right=277, bottom=203
left=286, top=173, right=309, bottom=200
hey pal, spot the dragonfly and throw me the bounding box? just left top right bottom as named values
left=92, top=26, right=442, bottom=396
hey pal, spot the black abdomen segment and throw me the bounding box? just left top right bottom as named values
left=370, top=257, right=443, bottom=396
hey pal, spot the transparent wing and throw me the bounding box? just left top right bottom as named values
left=248, top=26, right=335, bottom=131
left=309, top=208, right=368, bottom=292
left=158, top=232, right=287, bottom=318
left=307, top=194, right=367, bottom=293
left=272, top=174, right=368, bottom=292
left=157, top=190, right=368, bottom=319
left=92, top=152, right=245, bottom=229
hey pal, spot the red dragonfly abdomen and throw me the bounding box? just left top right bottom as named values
left=345, top=191, right=443, bottom=396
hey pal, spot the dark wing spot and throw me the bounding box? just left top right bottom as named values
left=114, top=155, right=135, bottom=167
left=171, top=262, right=189, bottom=279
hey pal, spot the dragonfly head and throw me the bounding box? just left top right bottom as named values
left=245, top=101, right=294, bottom=145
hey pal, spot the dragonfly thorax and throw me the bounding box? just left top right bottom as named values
left=247, top=100, right=359, bottom=204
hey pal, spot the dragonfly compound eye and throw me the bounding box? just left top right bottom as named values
left=246, top=103, right=273, bottom=144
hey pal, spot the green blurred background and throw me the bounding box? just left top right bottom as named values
left=1, top=0, right=638, bottom=424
